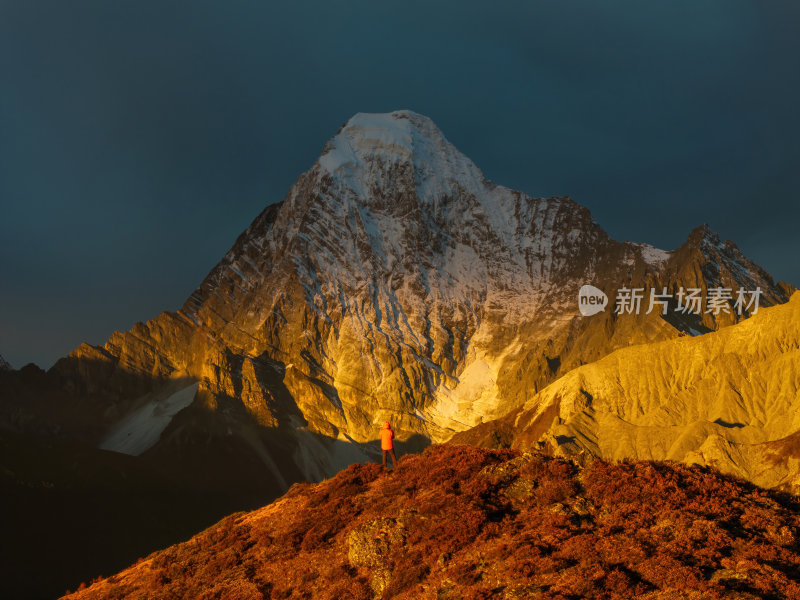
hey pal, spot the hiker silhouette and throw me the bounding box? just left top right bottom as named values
left=379, top=421, right=397, bottom=469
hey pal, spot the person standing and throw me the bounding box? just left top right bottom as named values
left=379, top=421, right=397, bottom=469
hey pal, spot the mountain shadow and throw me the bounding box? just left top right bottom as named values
left=0, top=360, right=429, bottom=599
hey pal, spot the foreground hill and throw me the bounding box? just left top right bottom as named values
left=454, top=292, right=800, bottom=492
left=64, top=445, right=800, bottom=600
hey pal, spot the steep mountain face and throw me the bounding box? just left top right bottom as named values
left=61, top=445, right=800, bottom=600
left=17, top=110, right=791, bottom=485
left=0, top=354, right=11, bottom=371
left=453, top=292, right=800, bottom=492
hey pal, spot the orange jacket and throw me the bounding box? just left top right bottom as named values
left=379, top=424, right=394, bottom=450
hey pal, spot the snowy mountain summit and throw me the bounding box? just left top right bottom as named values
left=319, top=111, right=489, bottom=201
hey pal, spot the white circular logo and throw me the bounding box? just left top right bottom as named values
left=578, top=285, right=608, bottom=316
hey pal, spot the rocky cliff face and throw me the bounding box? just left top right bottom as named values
left=454, top=292, right=800, bottom=492
left=14, top=110, right=793, bottom=484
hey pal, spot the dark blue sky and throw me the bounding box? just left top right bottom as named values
left=1, top=1, right=799, bottom=369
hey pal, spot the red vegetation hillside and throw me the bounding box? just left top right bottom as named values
left=63, top=445, right=800, bottom=599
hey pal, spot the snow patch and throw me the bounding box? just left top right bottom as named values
left=289, top=416, right=375, bottom=481
left=636, top=243, right=671, bottom=265
left=100, top=382, right=199, bottom=456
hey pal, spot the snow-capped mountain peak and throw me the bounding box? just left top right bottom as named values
left=316, top=110, right=492, bottom=212
left=40, top=111, right=794, bottom=485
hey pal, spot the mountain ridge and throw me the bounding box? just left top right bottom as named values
left=452, top=291, right=800, bottom=491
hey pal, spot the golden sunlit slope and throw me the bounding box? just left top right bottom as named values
left=454, top=292, right=800, bottom=491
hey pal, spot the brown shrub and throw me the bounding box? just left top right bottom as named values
left=63, top=446, right=800, bottom=600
